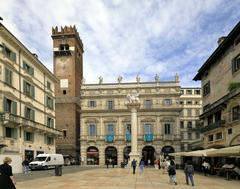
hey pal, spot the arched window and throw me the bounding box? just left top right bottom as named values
left=59, top=44, right=69, bottom=51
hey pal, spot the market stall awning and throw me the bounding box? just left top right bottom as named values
left=206, top=145, right=240, bottom=157
left=185, top=148, right=216, bottom=157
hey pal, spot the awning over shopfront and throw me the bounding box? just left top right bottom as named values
left=169, top=151, right=188, bottom=156
left=206, top=145, right=240, bottom=157
left=169, top=148, right=216, bottom=157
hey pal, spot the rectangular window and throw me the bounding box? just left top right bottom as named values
left=186, top=90, right=192, bottom=95
left=63, top=130, right=67, bottom=137
left=203, top=81, right=210, bottom=96
left=187, top=109, right=192, bottom=116
left=89, top=124, right=96, bottom=136
left=3, top=45, right=16, bottom=62
left=180, top=121, right=184, bottom=128
left=25, top=106, right=35, bottom=121
left=23, top=61, right=34, bottom=76
left=107, top=100, right=114, bottom=110
left=5, top=127, right=17, bottom=139
left=187, top=121, right=192, bottom=128
left=194, top=90, right=201, bottom=95
left=232, top=105, right=240, bottom=121
left=188, top=133, right=192, bottom=140
left=47, top=117, right=54, bottom=128
left=144, top=99, right=152, bottom=109
left=23, top=80, right=35, bottom=98
left=3, top=97, right=17, bottom=115
left=187, top=101, right=192, bottom=105
left=24, top=131, right=34, bottom=142
left=181, top=132, right=184, bottom=139
left=215, top=132, right=222, bottom=140
left=5, top=68, right=12, bottom=86
left=232, top=55, right=240, bottom=73
left=126, top=124, right=131, bottom=134
left=180, top=90, right=184, bottom=94
left=208, top=134, right=213, bottom=142
left=180, top=101, right=184, bottom=105
left=47, top=81, right=51, bottom=90
left=195, top=109, right=200, bottom=116
left=228, top=128, right=232, bottom=135
left=89, top=100, right=96, bottom=108
left=46, top=96, right=54, bottom=110
left=207, top=115, right=213, bottom=125
left=144, top=124, right=152, bottom=134
left=163, top=99, right=172, bottom=106
left=107, top=124, right=114, bottom=135
left=164, top=124, right=171, bottom=135
left=46, top=136, right=54, bottom=145
left=196, top=132, right=200, bottom=139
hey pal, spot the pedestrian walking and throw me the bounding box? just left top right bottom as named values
left=139, top=159, right=145, bottom=174
left=168, top=160, right=177, bottom=185
left=106, top=159, right=109, bottom=168
left=112, top=159, right=115, bottom=168
left=131, top=159, right=137, bottom=174
left=158, top=159, right=161, bottom=169
left=154, top=159, right=158, bottom=169
left=22, top=158, right=30, bottom=174
left=184, top=160, right=194, bottom=186
left=147, top=159, right=151, bottom=166
left=202, top=160, right=210, bottom=176
left=0, top=157, right=16, bottom=189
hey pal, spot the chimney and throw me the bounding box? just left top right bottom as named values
left=217, top=36, right=226, bottom=46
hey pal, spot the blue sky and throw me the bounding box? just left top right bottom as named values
left=1, top=0, right=240, bottom=86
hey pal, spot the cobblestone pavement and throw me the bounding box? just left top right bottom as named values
left=17, top=167, right=239, bottom=189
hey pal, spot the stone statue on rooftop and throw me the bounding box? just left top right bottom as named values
left=136, top=74, right=140, bottom=83
left=155, top=74, right=160, bottom=82
left=117, top=75, right=123, bottom=83
left=99, top=76, right=103, bottom=84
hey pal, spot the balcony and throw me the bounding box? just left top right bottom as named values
left=126, top=133, right=131, bottom=142
left=105, top=134, right=114, bottom=143
left=87, top=135, right=96, bottom=142
left=144, top=134, right=153, bottom=142
left=200, top=120, right=225, bottom=133
left=1, top=112, right=21, bottom=126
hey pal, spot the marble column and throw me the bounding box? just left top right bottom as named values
left=126, top=93, right=141, bottom=163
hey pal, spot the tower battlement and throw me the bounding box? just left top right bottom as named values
left=51, top=25, right=83, bottom=51
left=52, top=25, right=78, bottom=35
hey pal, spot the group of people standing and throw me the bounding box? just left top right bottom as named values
left=130, top=158, right=195, bottom=186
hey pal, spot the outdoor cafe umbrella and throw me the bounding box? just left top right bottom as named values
left=206, top=145, right=240, bottom=157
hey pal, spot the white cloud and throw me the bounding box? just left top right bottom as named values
left=0, top=0, right=240, bottom=86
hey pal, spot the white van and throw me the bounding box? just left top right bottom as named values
left=29, top=154, right=64, bottom=170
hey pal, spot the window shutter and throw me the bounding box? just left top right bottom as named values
left=3, top=97, right=7, bottom=112
left=13, top=128, right=17, bottom=139
left=44, top=134, right=47, bottom=144
left=24, top=131, right=27, bottom=141
left=23, top=80, right=26, bottom=93
left=10, top=52, right=16, bottom=62
left=31, top=109, right=35, bottom=121
left=31, top=86, right=35, bottom=98
left=12, top=101, right=17, bottom=115
left=2, top=44, right=6, bottom=55
left=32, top=133, right=34, bottom=142
left=24, top=106, right=27, bottom=118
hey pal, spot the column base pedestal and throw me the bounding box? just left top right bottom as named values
left=129, top=152, right=140, bottom=165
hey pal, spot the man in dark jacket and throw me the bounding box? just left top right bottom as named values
left=184, top=160, right=194, bottom=186
left=131, top=159, right=137, bottom=174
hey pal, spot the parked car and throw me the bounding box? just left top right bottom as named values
left=29, top=154, right=64, bottom=170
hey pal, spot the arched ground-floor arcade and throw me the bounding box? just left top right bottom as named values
left=80, top=142, right=180, bottom=167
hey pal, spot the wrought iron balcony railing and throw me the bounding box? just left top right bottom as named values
left=200, top=120, right=225, bottom=133
left=105, top=134, right=114, bottom=142
left=144, top=133, right=153, bottom=142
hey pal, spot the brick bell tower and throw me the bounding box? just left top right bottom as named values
left=52, top=26, right=83, bottom=163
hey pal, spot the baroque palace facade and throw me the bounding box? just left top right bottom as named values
left=80, top=77, right=202, bottom=166
left=0, top=23, right=61, bottom=162
left=51, top=25, right=202, bottom=166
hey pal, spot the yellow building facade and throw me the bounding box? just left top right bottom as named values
left=0, top=23, right=61, bottom=161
